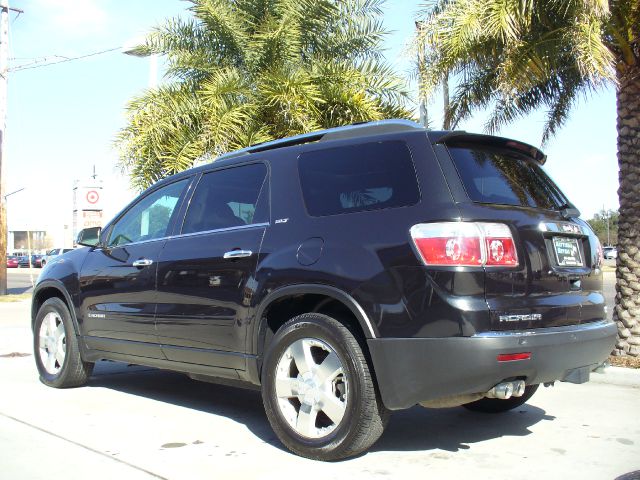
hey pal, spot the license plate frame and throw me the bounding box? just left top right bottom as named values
left=552, top=236, right=583, bottom=267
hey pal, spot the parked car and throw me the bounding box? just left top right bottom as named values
left=603, top=246, right=618, bottom=259
left=17, top=256, right=31, bottom=268
left=32, top=255, right=44, bottom=268
left=18, top=254, right=44, bottom=268
left=31, top=120, right=616, bottom=461
left=40, top=248, right=74, bottom=267
left=6, top=256, right=19, bottom=268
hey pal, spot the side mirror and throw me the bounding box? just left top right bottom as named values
left=77, top=227, right=102, bottom=247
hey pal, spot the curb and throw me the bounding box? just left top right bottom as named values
left=591, top=366, right=640, bottom=387
left=7, top=268, right=42, bottom=276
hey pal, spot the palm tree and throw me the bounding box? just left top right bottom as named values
left=414, top=0, right=640, bottom=357
left=117, top=0, right=411, bottom=190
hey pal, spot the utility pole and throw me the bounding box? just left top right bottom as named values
left=604, top=205, right=611, bottom=246
left=0, top=0, right=21, bottom=295
left=0, top=0, right=10, bottom=295
left=442, top=72, right=450, bottom=130
left=415, top=21, right=429, bottom=128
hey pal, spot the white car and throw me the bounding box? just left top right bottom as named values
left=603, top=246, right=618, bottom=259
left=40, top=248, right=74, bottom=267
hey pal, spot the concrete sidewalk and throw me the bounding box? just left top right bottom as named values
left=1, top=301, right=638, bottom=480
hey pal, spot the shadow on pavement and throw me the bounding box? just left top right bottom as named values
left=87, top=361, right=555, bottom=456
left=88, top=361, right=282, bottom=449
left=7, top=287, right=32, bottom=295
left=374, top=402, right=554, bottom=453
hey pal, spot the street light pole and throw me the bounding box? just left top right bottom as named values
left=122, top=39, right=159, bottom=89
left=4, top=187, right=24, bottom=200
left=0, top=0, right=10, bottom=295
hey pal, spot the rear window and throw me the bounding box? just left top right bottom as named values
left=298, top=141, right=420, bottom=217
left=448, top=145, right=568, bottom=210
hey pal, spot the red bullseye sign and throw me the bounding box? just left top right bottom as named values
left=86, top=190, right=100, bottom=205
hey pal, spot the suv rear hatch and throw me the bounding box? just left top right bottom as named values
left=432, top=133, right=604, bottom=333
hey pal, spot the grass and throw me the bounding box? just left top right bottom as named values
left=0, top=293, right=32, bottom=303
left=609, top=355, right=640, bottom=369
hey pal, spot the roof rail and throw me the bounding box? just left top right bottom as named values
left=215, top=119, right=424, bottom=162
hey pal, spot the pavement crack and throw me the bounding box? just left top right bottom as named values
left=0, top=412, right=168, bottom=480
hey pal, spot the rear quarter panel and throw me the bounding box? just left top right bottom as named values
left=253, top=131, right=468, bottom=342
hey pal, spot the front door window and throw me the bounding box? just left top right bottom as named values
left=108, top=179, right=188, bottom=247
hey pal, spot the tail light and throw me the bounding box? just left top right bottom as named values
left=595, top=238, right=604, bottom=268
left=410, top=222, right=518, bottom=267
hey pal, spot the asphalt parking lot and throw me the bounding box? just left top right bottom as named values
left=0, top=299, right=638, bottom=479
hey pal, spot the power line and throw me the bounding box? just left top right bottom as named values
left=10, top=54, right=70, bottom=69
left=9, top=46, right=122, bottom=72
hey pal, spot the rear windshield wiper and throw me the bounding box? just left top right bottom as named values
left=557, top=203, right=580, bottom=219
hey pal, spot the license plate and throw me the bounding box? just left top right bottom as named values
left=553, top=237, right=583, bottom=267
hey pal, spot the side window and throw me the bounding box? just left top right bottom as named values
left=298, top=140, right=420, bottom=216
left=107, top=179, right=188, bottom=247
left=182, top=163, right=268, bottom=234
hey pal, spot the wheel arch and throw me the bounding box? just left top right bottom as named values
left=251, top=285, right=378, bottom=375
left=32, top=281, right=79, bottom=335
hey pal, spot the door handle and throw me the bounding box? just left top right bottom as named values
left=223, top=250, right=253, bottom=259
left=132, top=258, right=154, bottom=267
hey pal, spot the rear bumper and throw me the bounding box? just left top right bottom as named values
left=367, top=320, right=617, bottom=410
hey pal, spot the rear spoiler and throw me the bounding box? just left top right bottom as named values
left=428, top=131, right=547, bottom=165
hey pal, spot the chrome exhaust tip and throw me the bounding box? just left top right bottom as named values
left=486, top=380, right=526, bottom=399
left=512, top=380, right=526, bottom=397
left=486, top=382, right=514, bottom=399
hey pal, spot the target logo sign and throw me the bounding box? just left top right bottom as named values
left=86, top=190, right=100, bottom=205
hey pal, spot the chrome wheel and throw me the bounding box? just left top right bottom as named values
left=274, top=337, right=348, bottom=439
left=38, top=311, right=66, bottom=375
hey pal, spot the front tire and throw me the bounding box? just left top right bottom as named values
left=34, top=297, right=93, bottom=388
left=261, top=313, right=388, bottom=460
left=462, top=384, right=539, bottom=413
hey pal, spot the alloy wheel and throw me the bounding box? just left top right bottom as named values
left=274, top=337, right=348, bottom=439
left=38, top=311, right=66, bottom=375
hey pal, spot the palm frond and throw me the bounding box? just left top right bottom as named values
left=117, top=0, right=409, bottom=187
left=413, top=0, right=620, bottom=143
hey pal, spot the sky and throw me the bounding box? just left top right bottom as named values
left=5, top=0, right=619, bottom=243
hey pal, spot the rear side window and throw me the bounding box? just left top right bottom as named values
left=181, top=163, right=268, bottom=234
left=298, top=141, right=420, bottom=217
left=448, top=146, right=568, bottom=210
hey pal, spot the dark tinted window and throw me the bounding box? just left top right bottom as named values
left=182, top=163, right=268, bottom=234
left=299, top=141, right=420, bottom=216
left=448, top=146, right=568, bottom=209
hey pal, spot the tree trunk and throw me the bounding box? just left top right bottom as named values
left=612, top=64, right=640, bottom=357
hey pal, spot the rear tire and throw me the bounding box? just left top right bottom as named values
left=462, top=384, right=539, bottom=413
left=34, top=297, right=94, bottom=388
left=261, top=313, right=389, bottom=460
